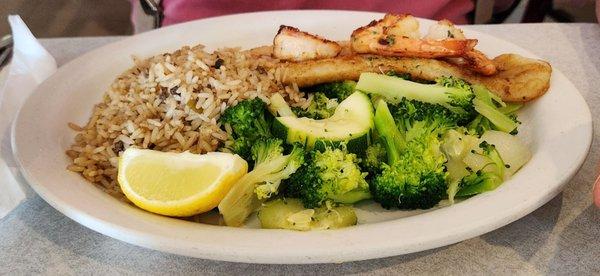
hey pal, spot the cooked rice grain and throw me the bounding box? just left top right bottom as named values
left=67, top=45, right=306, bottom=198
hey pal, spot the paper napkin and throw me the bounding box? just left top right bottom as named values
left=0, top=15, right=57, bottom=218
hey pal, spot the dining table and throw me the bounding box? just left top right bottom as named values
left=0, top=22, right=599, bottom=274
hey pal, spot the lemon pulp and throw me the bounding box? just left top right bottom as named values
left=124, top=161, right=221, bottom=201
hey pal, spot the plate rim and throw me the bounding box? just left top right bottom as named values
left=11, top=10, right=593, bottom=264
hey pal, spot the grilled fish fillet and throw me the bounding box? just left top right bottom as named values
left=277, top=53, right=551, bottom=102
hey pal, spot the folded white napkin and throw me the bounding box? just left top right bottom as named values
left=0, top=15, right=57, bottom=218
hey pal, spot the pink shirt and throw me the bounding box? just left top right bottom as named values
left=160, top=0, right=475, bottom=26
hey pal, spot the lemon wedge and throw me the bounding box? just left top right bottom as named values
left=118, top=148, right=247, bottom=217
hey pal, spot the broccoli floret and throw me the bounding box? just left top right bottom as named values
left=361, top=141, right=386, bottom=179
left=225, top=136, right=252, bottom=159
left=284, top=147, right=371, bottom=208
left=374, top=162, right=447, bottom=209
left=218, top=139, right=304, bottom=226
left=307, top=80, right=357, bottom=101
left=391, top=98, right=465, bottom=131
left=252, top=139, right=305, bottom=200
left=436, top=76, right=474, bottom=110
left=250, top=138, right=283, bottom=166
left=293, top=92, right=338, bottom=119
left=219, top=98, right=273, bottom=160
left=370, top=100, right=448, bottom=209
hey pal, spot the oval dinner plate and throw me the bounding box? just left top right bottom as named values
left=12, top=11, right=592, bottom=264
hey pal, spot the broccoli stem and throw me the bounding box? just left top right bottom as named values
left=473, top=99, right=518, bottom=133
left=498, top=103, right=523, bottom=114
left=471, top=85, right=518, bottom=133
left=356, top=72, right=464, bottom=106
left=472, top=84, right=505, bottom=107
left=373, top=100, right=404, bottom=164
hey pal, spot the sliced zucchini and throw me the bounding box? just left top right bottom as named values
left=273, top=92, right=373, bottom=153
left=257, top=198, right=357, bottom=231
left=268, top=93, right=296, bottom=117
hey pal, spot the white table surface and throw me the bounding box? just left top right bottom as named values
left=1, top=23, right=599, bottom=275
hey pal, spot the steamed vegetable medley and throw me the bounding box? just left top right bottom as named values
left=216, top=72, right=532, bottom=230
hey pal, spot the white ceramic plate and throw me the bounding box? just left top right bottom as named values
left=12, top=11, right=592, bottom=264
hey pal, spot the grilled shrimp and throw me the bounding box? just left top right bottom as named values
left=273, top=25, right=342, bottom=62
left=426, top=20, right=497, bottom=75
left=351, top=14, right=477, bottom=58
left=424, top=19, right=467, bottom=40
left=452, top=49, right=497, bottom=76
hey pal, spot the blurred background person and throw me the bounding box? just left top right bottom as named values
left=1, top=0, right=598, bottom=37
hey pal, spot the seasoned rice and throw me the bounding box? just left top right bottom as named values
left=66, top=44, right=307, bottom=199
